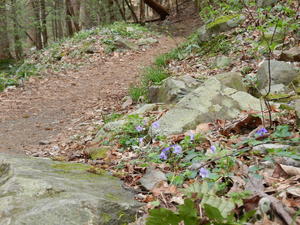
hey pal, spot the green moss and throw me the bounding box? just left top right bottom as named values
left=101, top=213, right=112, bottom=223
left=89, top=148, right=109, bottom=160
left=206, top=14, right=240, bottom=29
left=52, top=162, right=92, bottom=172
left=266, top=93, right=300, bottom=102
left=105, top=193, right=120, bottom=201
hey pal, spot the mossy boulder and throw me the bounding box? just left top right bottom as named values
left=150, top=78, right=263, bottom=137
left=215, top=72, right=247, bottom=92
left=0, top=153, right=141, bottom=225
left=149, top=76, right=201, bottom=104
left=198, top=14, right=245, bottom=42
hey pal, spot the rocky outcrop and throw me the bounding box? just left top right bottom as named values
left=149, top=76, right=201, bottom=104
left=0, top=153, right=140, bottom=225
left=215, top=72, right=247, bottom=92
left=150, top=78, right=263, bottom=137
left=256, top=60, right=300, bottom=93
left=198, top=14, right=245, bottom=42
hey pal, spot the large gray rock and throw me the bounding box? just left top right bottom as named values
left=150, top=78, right=263, bottom=136
left=215, top=72, right=247, bottom=92
left=149, top=76, right=201, bottom=104
left=0, top=154, right=140, bottom=225
left=139, top=167, right=167, bottom=191
left=198, top=15, right=245, bottom=42
left=257, top=60, right=300, bottom=91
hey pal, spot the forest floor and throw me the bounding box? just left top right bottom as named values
left=0, top=3, right=201, bottom=155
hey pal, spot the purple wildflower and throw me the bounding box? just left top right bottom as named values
left=173, top=145, right=182, bottom=154
left=135, top=125, right=144, bottom=132
left=152, top=121, right=160, bottom=129
left=256, top=127, right=268, bottom=136
left=139, top=137, right=144, bottom=144
left=162, top=147, right=170, bottom=153
left=189, top=132, right=195, bottom=141
left=210, top=145, right=216, bottom=153
left=199, top=168, right=209, bottom=178
left=160, top=152, right=168, bottom=160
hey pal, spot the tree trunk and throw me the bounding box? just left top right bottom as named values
left=40, top=0, right=48, bottom=47
left=11, top=0, right=23, bottom=59
left=30, top=0, right=43, bottom=50
left=124, top=0, right=138, bottom=22
left=140, top=0, right=145, bottom=24
left=144, top=0, right=169, bottom=20
left=65, top=0, right=74, bottom=36
left=107, top=0, right=115, bottom=23
left=114, top=0, right=126, bottom=21
left=0, top=0, right=12, bottom=59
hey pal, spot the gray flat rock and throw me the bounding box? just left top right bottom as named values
left=0, top=154, right=140, bottom=225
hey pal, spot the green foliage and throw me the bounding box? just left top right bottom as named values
left=129, top=85, right=146, bottom=102
left=199, top=0, right=243, bottom=22
left=101, top=22, right=149, bottom=39
left=147, top=182, right=254, bottom=225
left=103, top=113, right=122, bottom=124
left=117, top=115, right=145, bottom=148
left=271, top=124, right=291, bottom=138
left=147, top=199, right=198, bottom=225
left=142, top=66, right=169, bottom=86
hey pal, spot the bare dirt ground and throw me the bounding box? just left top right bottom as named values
left=0, top=2, right=201, bottom=155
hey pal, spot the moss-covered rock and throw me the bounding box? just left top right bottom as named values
left=0, top=153, right=141, bottom=225
left=198, top=14, right=245, bottom=42
left=150, top=78, right=264, bottom=137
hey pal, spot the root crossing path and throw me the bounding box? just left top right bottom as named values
left=0, top=37, right=182, bottom=154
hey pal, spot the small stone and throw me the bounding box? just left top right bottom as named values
left=122, top=96, right=133, bottom=109
left=140, top=167, right=167, bottom=191
left=39, top=140, right=50, bottom=145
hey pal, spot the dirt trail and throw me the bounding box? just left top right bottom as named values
left=0, top=37, right=182, bottom=154
left=0, top=1, right=201, bottom=155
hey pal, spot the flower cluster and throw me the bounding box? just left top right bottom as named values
left=159, top=144, right=182, bottom=160
left=256, top=127, right=268, bottom=136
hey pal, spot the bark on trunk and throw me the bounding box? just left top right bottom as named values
left=0, top=0, right=12, bottom=59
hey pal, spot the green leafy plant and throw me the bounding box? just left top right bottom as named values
left=142, top=66, right=169, bottom=86
left=129, top=85, right=146, bottom=102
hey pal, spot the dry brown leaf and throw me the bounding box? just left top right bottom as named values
left=220, top=114, right=262, bottom=136
left=281, top=164, right=300, bottom=176
left=151, top=181, right=178, bottom=197
left=272, top=163, right=290, bottom=179
left=195, top=123, right=212, bottom=134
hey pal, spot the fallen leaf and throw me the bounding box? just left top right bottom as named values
left=151, top=181, right=177, bottom=196
left=272, top=163, right=290, bottom=179
left=281, top=164, right=300, bottom=176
